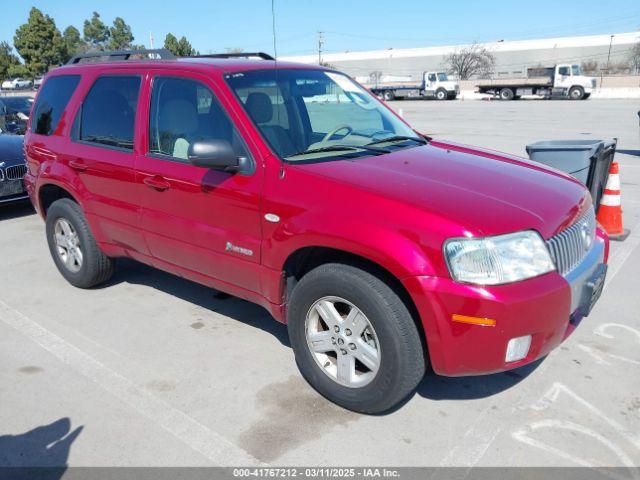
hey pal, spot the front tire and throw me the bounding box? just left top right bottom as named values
left=287, top=263, right=426, bottom=413
left=383, top=91, right=395, bottom=101
left=46, top=198, right=114, bottom=288
left=435, top=88, right=448, bottom=101
left=569, top=86, right=585, bottom=100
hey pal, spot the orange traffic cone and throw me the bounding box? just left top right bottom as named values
left=597, top=162, right=629, bottom=241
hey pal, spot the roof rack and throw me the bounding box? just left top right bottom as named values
left=189, top=52, right=275, bottom=61
left=67, top=49, right=175, bottom=65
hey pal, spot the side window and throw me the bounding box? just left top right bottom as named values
left=558, top=67, right=569, bottom=76
left=428, top=74, right=436, bottom=82
left=31, top=75, right=80, bottom=135
left=149, top=76, right=248, bottom=162
left=78, top=76, right=140, bottom=150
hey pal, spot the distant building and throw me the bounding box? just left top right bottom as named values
left=283, top=32, right=640, bottom=83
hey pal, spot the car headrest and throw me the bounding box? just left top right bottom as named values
left=159, top=99, right=198, bottom=135
left=245, top=92, right=273, bottom=124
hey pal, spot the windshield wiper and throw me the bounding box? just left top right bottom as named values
left=366, top=135, right=427, bottom=146
left=287, top=144, right=390, bottom=158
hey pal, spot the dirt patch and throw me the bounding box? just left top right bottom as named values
left=17, top=366, right=43, bottom=375
left=190, top=321, right=205, bottom=330
left=146, top=380, right=177, bottom=392
left=237, top=375, right=360, bottom=462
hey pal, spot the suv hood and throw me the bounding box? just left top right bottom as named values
left=292, top=141, right=589, bottom=239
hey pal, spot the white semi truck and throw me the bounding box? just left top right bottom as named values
left=476, top=64, right=596, bottom=100
left=369, top=71, right=459, bottom=101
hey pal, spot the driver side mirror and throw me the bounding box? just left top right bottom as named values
left=188, top=139, right=250, bottom=173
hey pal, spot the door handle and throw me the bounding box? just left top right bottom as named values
left=68, top=159, right=88, bottom=171
left=143, top=175, right=171, bottom=191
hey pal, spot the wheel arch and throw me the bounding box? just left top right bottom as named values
left=38, top=182, right=81, bottom=218
left=281, top=246, right=427, bottom=355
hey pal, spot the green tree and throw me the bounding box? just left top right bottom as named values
left=163, top=33, right=197, bottom=56
left=177, top=36, right=197, bottom=56
left=83, top=11, right=110, bottom=50
left=108, top=17, right=134, bottom=50
left=62, top=25, right=86, bottom=62
left=13, top=7, right=66, bottom=77
left=0, top=41, right=21, bottom=81
left=163, top=33, right=179, bottom=55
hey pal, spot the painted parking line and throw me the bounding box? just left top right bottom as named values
left=0, top=299, right=264, bottom=467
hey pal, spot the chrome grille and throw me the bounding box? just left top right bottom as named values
left=546, top=207, right=596, bottom=276
left=5, top=164, right=27, bottom=181
left=0, top=168, right=4, bottom=181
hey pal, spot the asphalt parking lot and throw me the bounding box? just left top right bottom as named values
left=1, top=98, right=639, bottom=468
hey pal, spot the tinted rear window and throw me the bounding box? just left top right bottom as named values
left=31, top=75, right=80, bottom=135
left=78, top=76, right=140, bottom=151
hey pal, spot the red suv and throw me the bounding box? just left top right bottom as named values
left=24, top=50, right=608, bottom=413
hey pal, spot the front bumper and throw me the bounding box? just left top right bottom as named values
left=403, top=233, right=607, bottom=376
left=0, top=179, right=29, bottom=204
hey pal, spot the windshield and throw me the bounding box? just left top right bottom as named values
left=3, top=97, right=33, bottom=113
left=437, top=72, right=448, bottom=81
left=571, top=65, right=581, bottom=76
left=225, top=69, right=421, bottom=162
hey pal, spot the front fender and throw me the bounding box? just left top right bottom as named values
left=264, top=209, right=439, bottom=281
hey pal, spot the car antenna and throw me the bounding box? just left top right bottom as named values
left=272, top=0, right=285, bottom=179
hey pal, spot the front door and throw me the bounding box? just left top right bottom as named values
left=135, top=72, right=263, bottom=293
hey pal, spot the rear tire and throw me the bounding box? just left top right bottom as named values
left=287, top=263, right=426, bottom=413
left=569, top=86, right=585, bottom=100
left=383, top=91, right=395, bottom=101
left=500, top=88, right=515, bottom=100
left=46, top=198, right=114, bottom=288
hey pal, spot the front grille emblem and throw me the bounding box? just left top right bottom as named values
left=580, top=221, right=593, bottom=251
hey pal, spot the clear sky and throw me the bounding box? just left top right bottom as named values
left=1, top=0, right=639, bottom=57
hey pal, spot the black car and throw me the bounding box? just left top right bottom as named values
left=0, top=134, right=28, bottom=204
left=0, top=96, right=32, bottom=134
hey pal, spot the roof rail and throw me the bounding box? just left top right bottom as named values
left=66, top=49, right=175, bottom=65
left=189, top=52, right=275, bottom=61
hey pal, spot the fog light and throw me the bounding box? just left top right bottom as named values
left=505, top=335, right=531, bottom=362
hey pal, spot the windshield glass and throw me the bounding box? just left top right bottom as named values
left=3, top=97, right=33, bottom=113
left=437, top=72, right=448, bottom=81
left=225, top=69, right=421, bottom=162
left=571, top=65, right=581, bottom=76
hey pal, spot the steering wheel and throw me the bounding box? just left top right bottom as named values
left=321, top=124, right=353, bottom=144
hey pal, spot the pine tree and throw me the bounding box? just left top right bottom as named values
left=13, top=7, right=66, bottom=77
left=83, top=11, right=110, bottom=50
left=0, top=41, right=21, bottom=81
left=163, top=33, right=197, bottom=56
left=62, top=26, right=86, bottom=62
left=108, top=17, right=134, bottom=50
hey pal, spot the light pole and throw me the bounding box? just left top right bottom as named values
left=317, top=31, right=324, bottom=65
left=600, top=34, right=614, bottom=88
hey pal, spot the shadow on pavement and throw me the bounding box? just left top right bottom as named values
left=0, top=417, right=82, bottom=479
left=416, top=357, right=544, bottom=401
left=103, top=259, right=290, bottom=347
left=0, top=201, right=34, bottom=221
left=100, top=259, right=545, bottom=405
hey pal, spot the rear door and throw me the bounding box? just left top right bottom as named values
left=65, top=71, right=148, bottom=253
left=135, top=70, right=264, bottom=293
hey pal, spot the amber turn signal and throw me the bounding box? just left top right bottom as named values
left=451, top=314, right=496, bottom=327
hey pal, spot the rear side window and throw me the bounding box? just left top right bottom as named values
left=78, top=76, right=140, bottom=151
left=31, top=75, right=80, bottom=135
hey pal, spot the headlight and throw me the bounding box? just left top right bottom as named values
left=444, top=231, right=555, bottom=285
